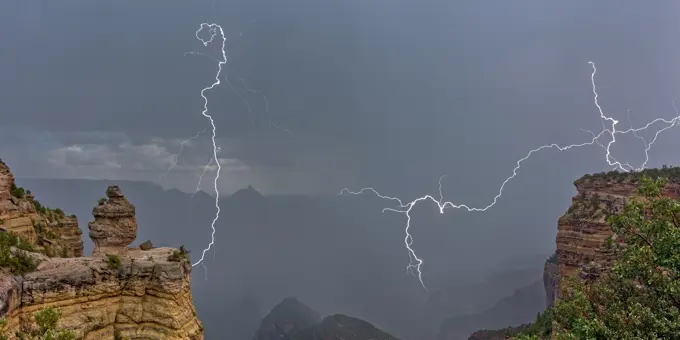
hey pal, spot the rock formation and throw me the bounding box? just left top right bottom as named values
left=139, top=240, right=153, bottom=251
left=0, top=159, right=83, bottom=257
left=0, top=160, right=203, bottom=339
left=0, top=247, right=202, bottom=340
left=88, top=186, right=137, bottom=256
left=542, top=253, right=558, bottom=308
left=253, top=297, right=321, bottom=340
left=253, top=297, right=399, bottom=340
left=554, top=169, right=680, bottom=301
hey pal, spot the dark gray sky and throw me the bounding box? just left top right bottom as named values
left=2, top=0, right=680, bottom=199
left=5, top=3, right=680, bottom=338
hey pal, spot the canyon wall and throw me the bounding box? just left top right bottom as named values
left=0, top=160, right=203, bottom=340
left=554, top=170, right=680, bottom=300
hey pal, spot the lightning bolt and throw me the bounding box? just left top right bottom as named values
left=159, top=128, right=208, bottom=183
left=192, top=156, right=214, bottom=199
left=178, top=19, right=289, bottom=271
left=239, top=78, right=295, bottom=137
left=189, top=22, right=227, bottom=268
left=341, top=61, right=680, bottom=290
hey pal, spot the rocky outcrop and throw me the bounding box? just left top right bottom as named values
left=555, top=169, right=680, bottom=301
left=0, top=160, right=14, bottom=202
left=253, top=298, right=399, bottom=340
left=0, top=247, right=202, bottom=340
left=542, top=253, right=558, bottom=308
left=253, top=297, right=321, bottom=340
left=0, top=161, right=203, bottom=339
left=0, top=160, right=83, bottom=257
left=88, top=186, right=137, bottom=256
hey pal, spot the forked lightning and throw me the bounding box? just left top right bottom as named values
left=341, top=61, right=680, bottom=290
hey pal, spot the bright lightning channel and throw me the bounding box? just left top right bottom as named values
left=190, top=22, right=227, bottom=268
left=176, top=20, right=292, bottom=271
left=341, top=61, right=680, bottom=290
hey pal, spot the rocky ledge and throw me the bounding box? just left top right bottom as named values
left=0, top=247, right=201, bottom=340
left=0, top=160, right=203, bottom=339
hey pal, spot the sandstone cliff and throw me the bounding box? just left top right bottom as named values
left=0, top=160, right=83, bottom=258
left=554, top=168, right=680, bottom=301
left=0, top=160, right=203, bottom=340
left=89, top=185, right=138, bottom=257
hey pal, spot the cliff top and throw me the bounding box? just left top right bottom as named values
left=576, top=165, right=680, bottom=186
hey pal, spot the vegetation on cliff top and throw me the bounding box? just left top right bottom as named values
left=168, top=245, right=190, bottom=262
left=0, top=232, right=37, bottom=275
left=518, top=176, right=680, bottom=339
left=581, top=164, right=680, bottom=184
left=10, top=183, right=67, bottom=219
left=0, top=306, right=75, bottom=340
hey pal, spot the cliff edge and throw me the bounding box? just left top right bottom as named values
left=0, top=160, right=203, bottom=340
left=555, top=168, right=680, bottom=301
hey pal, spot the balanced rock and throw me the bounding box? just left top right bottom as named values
left=88, top=185, right=137, bottom=256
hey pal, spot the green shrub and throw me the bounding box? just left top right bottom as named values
left=106, top=254, right=121, bottom=269
left=515, top=309, right=553, bottom=339
left=98, top=198, right=107, bottom=206
left=168, top=245, right=190, bottom=262
left=0, top=232, right=37, bottom=274
left=0, top=306, right=76, bottom=339
left=10, top=186, right=24, bottom=199
left=552, top=176, right=680, bottom=338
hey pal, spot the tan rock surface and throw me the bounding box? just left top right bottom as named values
left=0, top=160, right=83, bottom=257
left=0, top=161, right=203, bottom=339
left=89, top=186, right=138, bottom=256
left=0, top=248, right=203, bottom=340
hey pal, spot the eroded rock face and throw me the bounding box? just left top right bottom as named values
left=543, top=253, right=558, bottom=308
left=554, top=171, right=680, bottom=301
left=0, top=161, right=202, bottom=339
left=0, top=160, right=83, bottom=257
left=0, top=248, right=203, bottom=340
left=0, top=160, right=14, bottom=202
left=89, top=186, right=137, bottom=256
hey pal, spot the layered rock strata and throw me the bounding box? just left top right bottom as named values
left=0, top=163, right=203, bottom=340
left=0, top=247, right=202, bottom=340
left=0, top=160, right=83, bottom=257
left=555, top=170, right=680, bottom=300
left=88, top=186, right=137, bottom=256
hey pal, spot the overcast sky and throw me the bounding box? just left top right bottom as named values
left=2, top=0, right=680, bottom=199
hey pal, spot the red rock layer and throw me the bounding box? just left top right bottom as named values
left=555, top=172, right=680, bottom=300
